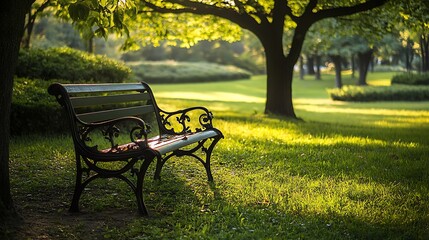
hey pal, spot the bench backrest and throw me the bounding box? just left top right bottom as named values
left=48, top=82, right=162, bottom=141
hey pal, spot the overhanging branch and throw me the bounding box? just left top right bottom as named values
left=312, top=0, right=389, bottom=21
left=139, top=0, right=262, bottom=32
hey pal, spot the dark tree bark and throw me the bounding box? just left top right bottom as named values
left=258, top=15, right=297, bottom=118
left=307, top=55, right=315, bottom=75
left=0, top=0, right=34, bottom=218
left=331, top=55, right=343, bottom=88
left=315, top=54, right=321, bottom=80
left=351, top=54, right=356, bottom=79
left=299, top=55, right=305, bottom=80
left=420, top=34, right=429, bottom=72
left=405, top=40, right=414, bottom=71
left=357, top=49, right=373, bottom=86
left=86, top=36, right=94, bottom=53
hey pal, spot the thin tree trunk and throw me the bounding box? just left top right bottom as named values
left=87, top=37, right=94, bottom=53
left=299, top=55, right=304, bottom=80
left=405, top=40, right=413, bottom=71
left=357, top=49, right=373, bottom=86
left=420, top=34, right=429, bottom=72
left=307, top=55, right=315, bottom=75
left=315, top=54, right=321, bottom=80
left=331, top=55, right=342, bottom=88
left=0, top=0, right=33, bottom=217
left=351, top=54, right=356, bottom=79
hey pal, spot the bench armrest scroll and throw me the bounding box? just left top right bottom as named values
left=158, top=106, right=214, bottom=135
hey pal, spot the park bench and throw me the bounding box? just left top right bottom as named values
left=48, top=82, right=223, bottom=215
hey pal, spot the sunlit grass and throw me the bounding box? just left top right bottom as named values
left=7, top=71, right=429, bottom=239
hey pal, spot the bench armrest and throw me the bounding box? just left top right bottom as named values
left=77, top=116, right=151, bottom=153
left=158, top=106, right=214, bottom=135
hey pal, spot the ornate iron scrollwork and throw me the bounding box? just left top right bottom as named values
left=159, top=107, right=214, bottom=134
left=77, top=118, right=151, bottom=153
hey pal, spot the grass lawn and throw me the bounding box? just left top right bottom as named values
left=4, top=71, right=429, bottom=239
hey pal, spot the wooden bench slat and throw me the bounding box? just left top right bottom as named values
left=149, top=130, right=219, bottom=155
left=64, top=83, right=145, bottom=93
left=77, top=105, right=154, bottom=123
left=70, top=93, right=151, bottom=108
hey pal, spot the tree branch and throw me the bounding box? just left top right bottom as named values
left=312, top=0, right=389, bottom=22
left=139, top=0, right=262, bottom=33
left=303, top=0, right=318, bottom=16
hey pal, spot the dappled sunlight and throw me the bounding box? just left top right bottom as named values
left=368, top=79, right=391, bottom=86
left=219, top=120, right=420, bottom=150
left=155, top=91, right=265, bottom=103
left=296, top=104, right=429, bottom=117
left=294, top=98, right=347, bottom=105
left=215, top=155, right=425, bottom=227
left=295, top=103, right=429, bottom=128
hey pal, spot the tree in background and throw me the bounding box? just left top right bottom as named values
left=394, top=0, right=429, bottom=72
left=58, top=0, right=388, bottom=118
left=136, top=0, right=388, bottom=117
left=21, top=0, right=52, bottom=49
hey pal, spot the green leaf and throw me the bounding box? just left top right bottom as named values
left=68, top=3, right=90, bottom=21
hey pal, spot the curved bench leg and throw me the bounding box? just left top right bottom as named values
left=136, top=155, right=156, bottom=216
left=70, top=154, right=83, bottom=212
left=203, top=136, right=222, bottom=182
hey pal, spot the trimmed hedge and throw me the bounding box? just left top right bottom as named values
left=391, top=73, right=429, bottom=85
left=11, top=78, right=67, bottom=135
left=327, top=85, right=429, bottom=102
left=16, top=47, right=131, bottom=83
left=129, top=61, right=252, bottom=83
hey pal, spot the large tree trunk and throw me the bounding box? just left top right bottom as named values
left=260, top=26, right=296, bottom=118
left=357, top=49, right=373, bottom=86
left=265, top=52, right=295, bottom=117
left=0, top=0, right=33, bottom=218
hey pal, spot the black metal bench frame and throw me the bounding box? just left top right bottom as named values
left=48, top=82, right=223, bottom=215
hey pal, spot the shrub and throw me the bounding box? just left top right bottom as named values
left=391, top=73, right=429, bottom=85
left=372, top=65, right=405, bottom=72
left=16, top=47, right=131, bottom=83
left=11, top=77, right=67, bottom=135
left=129, top=61, right=252, bottom=83
left=327, top=85, right=429, bottom=101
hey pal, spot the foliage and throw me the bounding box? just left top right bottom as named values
left=55, top=0, right=242, bottom=49
left=129, top=61, right=252, bottom=84
left=327, top=84, right=429, bottom=101
left=121, top=39, right=265, bottom=74
left=11, top=78, right=66, bottom=135
left=16, top=47, right=131, bottom=83
left=391, top=73, right=429, bottom=85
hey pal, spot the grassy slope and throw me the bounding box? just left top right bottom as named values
left=6, top=71, right=429, bottom=239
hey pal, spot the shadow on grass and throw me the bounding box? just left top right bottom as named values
left=5, top=111, right=429, bottom=239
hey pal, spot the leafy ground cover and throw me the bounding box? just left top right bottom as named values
left=3, top=71, right=429, bottom=239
